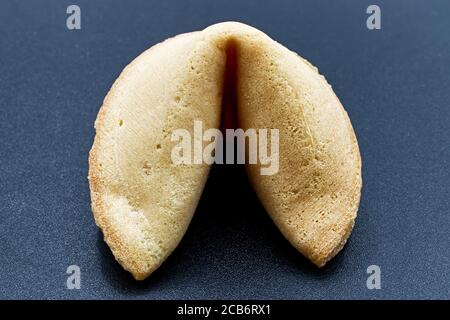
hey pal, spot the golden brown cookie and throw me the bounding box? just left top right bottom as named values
left=88, top=22, right=362, bottom=280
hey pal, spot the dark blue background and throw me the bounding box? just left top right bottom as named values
left=0, top=0, right=449, bottom=299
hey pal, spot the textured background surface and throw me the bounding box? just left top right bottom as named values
left=0, top=0, right=449, bottom=299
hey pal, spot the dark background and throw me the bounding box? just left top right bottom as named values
left=0, top=0, right=449, bottom=299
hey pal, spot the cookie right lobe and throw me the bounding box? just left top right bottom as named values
left=215, top=22, right=363, bottom=267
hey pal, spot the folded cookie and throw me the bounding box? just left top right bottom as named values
left=88, top=22, right=362, bottom=280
